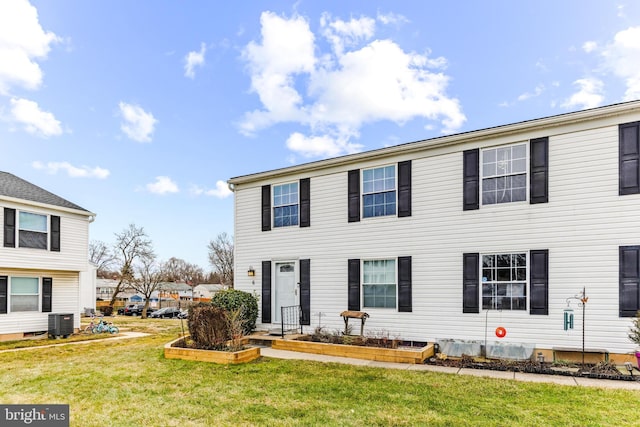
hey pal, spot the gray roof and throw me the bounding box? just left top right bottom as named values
left=0, top=172, right=91, bottom=213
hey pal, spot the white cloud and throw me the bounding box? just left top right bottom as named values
left=146, top=176, right=178, bottom=195
left=190, top=181, right=233, bottom=198
left=517, top=84, right=545, bottom=101
left=321, top=13, right=376, bottom=56
left=118, top=102, right=157, bottom=142
left=582, top=41, right=598, bottom=53
left=9, top=97, right=62, bottom=137
left=601, top=26, right=640, bottom=101
left=240, top=11, right=465, bottom=158
left=561, top=78, right=604, bottom=110
left=0, top=0, right=60, bottom=95
left=32, top=161, right=109, bottom=179
left=286, top=132, right=363, bottom=158
left=184, top=42, right=206, bottom=79
left=376, top=12, right=409, bottom=26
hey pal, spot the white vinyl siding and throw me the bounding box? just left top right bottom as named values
left=234, top=107, right=640, bottom=354
left=0, top=205, right=90, bottom=271
left=0, top=269, right=81, bottom=335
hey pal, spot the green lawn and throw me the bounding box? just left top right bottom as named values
left=0, top=317, right=638, bottom=426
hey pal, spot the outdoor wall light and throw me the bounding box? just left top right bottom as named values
left=247, top=267, right=255, bottom=277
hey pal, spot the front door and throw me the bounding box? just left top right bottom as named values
left=274, top=262, right=296, bottom=323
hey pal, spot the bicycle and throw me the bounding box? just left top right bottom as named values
left=83, top=315, right=119, bottom=334
left=93, top=317, right=119, bottom=334
left=83, top=314, right=100, bottom=334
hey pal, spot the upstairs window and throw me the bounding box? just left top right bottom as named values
left=18, top=211, right=48, bottom=249
left=482, top=253, right=527, bottom=310
left=362, top=165, right=396, bottom=218
left=273, top=182, right=298, bottom=227
left=481, top=143, right=527, bottom=205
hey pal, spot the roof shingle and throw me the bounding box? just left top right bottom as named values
left=0, top=172, right=91, bottom=213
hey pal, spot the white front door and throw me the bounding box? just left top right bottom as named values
left=274, top=262, right=296, bottom=323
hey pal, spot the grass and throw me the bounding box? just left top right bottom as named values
left=0, top=317, right=639, bottom=426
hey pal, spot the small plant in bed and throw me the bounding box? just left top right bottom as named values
left=299, top=327, right=402, bottom=349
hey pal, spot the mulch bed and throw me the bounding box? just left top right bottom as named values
left=427, top=355, right=639, bottom=381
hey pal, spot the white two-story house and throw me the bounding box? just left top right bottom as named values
left=0, top=172, right=95, bottom=340
left=229, top=101, right=640, bottom=361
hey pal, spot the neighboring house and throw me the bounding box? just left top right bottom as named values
left=229, top=100, right=640, bottom=360
left=0, top=172, right=95, bottom=340
left=193, top=283, right=226, bottom=300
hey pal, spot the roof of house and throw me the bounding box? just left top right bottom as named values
left=0, top=171, right=91, bottom=214
left=194, top=284, right=225, bottom=292
left=228, top=100, right=640, bottom=186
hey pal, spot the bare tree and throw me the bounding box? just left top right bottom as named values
left=109, top=224, right=154, bottom=308
left=89, top=240, right=115, bottom=278
left=207, top=232, right=234, bottom=288
left=163, top=257, right=187, bottom=282
left=130, top=254, right=164, bottom=318
left=182, top=262, right=204, bottom=300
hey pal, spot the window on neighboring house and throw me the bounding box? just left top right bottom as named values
left=18, top=211, right=48, bottom=249
left=481, top=253, right=527, bottom=310
left=363, top=259, right=396, bottom=308
left=362, top=165, right=396, bottom=218
left=273, top=182, right=299, bottom=227
left=10, top=277, right=39, bottom=312
left=481, top=143, right=527, bottom=205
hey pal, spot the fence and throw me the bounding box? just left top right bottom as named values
left=280, top=305, right=303, bottom=338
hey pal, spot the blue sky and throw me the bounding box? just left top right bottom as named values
left=1, top=1, right=640, bottom=271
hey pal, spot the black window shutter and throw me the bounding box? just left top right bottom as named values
left=4, top=208, right=15, bottom=248
left=42, top=277, right=53, bottom=313
left=0, top=276, right=7, bottom=314
left=261, top=185, right=271, bottom=231
left=50, top=215, right=60, bottom=252
left=347, top=169, right=360, bottom=222
left=620, top=246, right=640, bottom=317
left=463, top=149, right=480, bottom=211
left=299, top=259, right=310, bottom=325
left=463, top=253, right=479, bottom=313
left=620, top=122, right=640, bottom=195
left=300, top=178, right=310, bottom=228
left=398, top=161, right=412, bottom=217
left=529, top=250, right=549, bottom=315
left=398, top=256, right=412, bottom=312
left=530, top=137, right=549, bottom=204
left=348, top=259, right=360, bottom=311
left=261, top=261, right=272, bottom=323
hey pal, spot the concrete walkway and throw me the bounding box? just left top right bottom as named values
left=0, top=331, right=149, bottom=353
left=260, top=347, right=640, bottom=391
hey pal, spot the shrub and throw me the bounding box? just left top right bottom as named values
left=211, top=289, right=259, bottom=334
left=187, top=305, right=229, bottom=350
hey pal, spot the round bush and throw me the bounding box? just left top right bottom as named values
left=211, top=289, right=259, bottom=334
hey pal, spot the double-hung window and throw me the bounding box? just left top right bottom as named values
left=18, top=211, right=48, bottom=249
left=481, top=253, right=526, bottom=310
left=10, top=277, right=40, bottom=312
left=362, top=165, right=396, bottom=218
left=481, top=143, right=527, bottom=205
left=273, top=182, right=298, bottom=227
left=363, top=259, right=396, bottom=308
